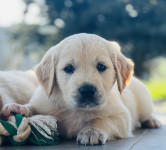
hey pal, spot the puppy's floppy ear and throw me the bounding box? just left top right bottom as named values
left=109, top=42, right=134, bottom=93
left=36, top=48, right=57, bottom=97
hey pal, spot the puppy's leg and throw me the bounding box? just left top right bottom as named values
left=1, top=89, right=35, bottom=117
left=141, top=115, right=161, bottom=129
left=2, top=87, right=52, bottom=117
left=0, top=89, right=16, bottom=118
left=77, top=126, right=107, bottom=145
left=2, top=103, right=30, bottom=117
left=77, top=111, right=133, bottom=145
left=0, top=90, right=14, bottom=107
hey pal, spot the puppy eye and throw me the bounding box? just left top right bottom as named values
left=97, top=63, right=107, bottom=72
left=64, top=65, right=75, bottom=74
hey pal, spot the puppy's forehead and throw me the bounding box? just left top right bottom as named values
left=59, top=34, right=109, bottom=60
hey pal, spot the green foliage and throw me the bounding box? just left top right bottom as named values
left=10, top=0, right=166, bottom=77
left=144, top=79, right=166, bottom=101
left=143, top=57, right=166, bottom=100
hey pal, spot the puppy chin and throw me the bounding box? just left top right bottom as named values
left=69, top=96, right=106, bottom=111
left=76, top=102, right=106, bottom=111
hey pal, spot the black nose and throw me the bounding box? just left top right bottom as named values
left=78, top=84, right=96, bottom=98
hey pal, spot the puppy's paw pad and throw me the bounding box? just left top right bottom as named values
left=77, top=127, right=107, bottom=145
left=1, top=103, right=30, bottom=117
left=141, top=117, right=161, bottom=129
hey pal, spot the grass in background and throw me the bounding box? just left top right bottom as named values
left=143, top=57, right=166, bottom=113
left=144, top=79, right=166, bottom=101
left=143, top=79, right=166, bottom=113
left=143, top=57, right=166, bottom=101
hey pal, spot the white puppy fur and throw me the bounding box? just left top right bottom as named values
left=0, top=71, right=38, bottom=118
left=4, top=33, right=160, bottom=145
left=0, top=71, right=38, bottom=145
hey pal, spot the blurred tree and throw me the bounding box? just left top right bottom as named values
left=10, top=0, right=166, bottom=78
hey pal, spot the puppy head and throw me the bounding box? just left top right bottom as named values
left=36, top=33, right=134, bottom=110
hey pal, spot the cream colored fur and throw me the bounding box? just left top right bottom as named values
left=4, top=33, right=160, bottom=145
left=0, top=71, right=38, bottom=118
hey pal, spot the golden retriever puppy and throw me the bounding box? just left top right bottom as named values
left=0, top=70, right=38, bottom=119
left=4, top=33, right=160, bottom=145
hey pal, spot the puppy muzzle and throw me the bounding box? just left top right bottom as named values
left=77, top=84, right=100, bottom=108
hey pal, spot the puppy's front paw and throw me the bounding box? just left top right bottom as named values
left=1, top=103, right=30, bottom=117
left=77, top=127, right=107, bottom=145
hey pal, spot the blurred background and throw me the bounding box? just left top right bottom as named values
left=0, top=0, right=166, bottom=112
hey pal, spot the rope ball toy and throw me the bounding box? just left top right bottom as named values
left=0, top=114, right=59, bottom=146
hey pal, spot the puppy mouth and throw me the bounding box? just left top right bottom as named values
left=77, top=101, right=100, bottom=108
left=75, top=96, right=103, bottom=108
left=77, top=103, right=100, bottom=109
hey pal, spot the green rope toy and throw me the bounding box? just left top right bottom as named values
left=0, top=114, right=59, bottom=146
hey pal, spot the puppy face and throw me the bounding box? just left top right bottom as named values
left=56, top=38, right=116, bottom=109
left=36, top=34, right=134, bottom=110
